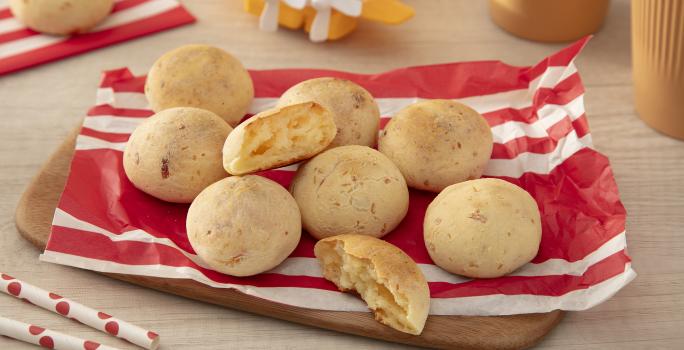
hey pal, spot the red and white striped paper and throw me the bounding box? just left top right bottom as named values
left=0, top=0, right=195, bottom=76
left=41, top=38, right=636, bottom=316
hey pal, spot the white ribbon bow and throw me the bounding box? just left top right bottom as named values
left=259, top=0, right=363, bottom=42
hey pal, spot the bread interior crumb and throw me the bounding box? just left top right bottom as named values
left=318, top=241, right=414, bottom=334
left=233, top=104, right=332, bottom=171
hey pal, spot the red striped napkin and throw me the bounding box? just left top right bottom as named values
left=41, top=37, right=635, bottom=316
left=0, top=0, right=194, bottom=76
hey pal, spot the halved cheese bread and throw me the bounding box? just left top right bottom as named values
left=223, top=102, right=336, bottom=175
left=314, top=234, right=430, bottom=335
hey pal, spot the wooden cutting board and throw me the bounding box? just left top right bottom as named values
left=14, top=127, right=563, bottom=350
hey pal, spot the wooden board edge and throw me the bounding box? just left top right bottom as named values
left=16, top=126, right=80, bottom=249
left=14, top=126, right=564, bottom=350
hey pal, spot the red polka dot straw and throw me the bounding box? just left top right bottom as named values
left=0, top=316, right=119, bottom=350
left=1, top=273, right=160, bottom=350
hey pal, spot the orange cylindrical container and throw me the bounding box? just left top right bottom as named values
left=489, top=0, right=610, bottom=42
left=632, top=0, right=684, bottom=140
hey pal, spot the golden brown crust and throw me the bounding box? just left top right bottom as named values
left=9, top=0, right=113, bottom=35
left=378, top=99, right=493, bottom=192
left=145, top=45, right=254, bottom=126
left=123, top=107, right=232, bottom=203
left=187, top=176, right=301, bottom=277
left=290, top=145, right=409, bottom=239
left=424, top=178, right=542, bottom=278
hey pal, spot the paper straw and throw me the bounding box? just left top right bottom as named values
left=0, top=316, right=120, bottom=350
left=0, top=273, right=159, bottom=350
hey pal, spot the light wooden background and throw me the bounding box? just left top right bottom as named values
left=1, top=0, right=683, bottom=349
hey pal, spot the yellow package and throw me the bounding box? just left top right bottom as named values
left=244, top=0, right=414, bottom=41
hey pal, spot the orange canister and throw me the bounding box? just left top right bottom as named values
left=489, top=0, right=610, bottom=42
left=632, top=0, right=684, bottom=140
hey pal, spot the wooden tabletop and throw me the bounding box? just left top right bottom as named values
left=1, top=0, right=682, bottom=349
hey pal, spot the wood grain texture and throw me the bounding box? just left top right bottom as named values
left=1, top=0, right=683, bottom=349
left=14, top=127, right=563, bottom=350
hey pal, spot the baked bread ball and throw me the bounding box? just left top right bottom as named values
left=9, top=0, right=113, bottom=35
left=145, top=45, right=254, bottom=126
left=315, top=234, right=430, bottom=335
left=277, top=77, right=380, bottom=148
left=379, top=99, right=493, bottom=192
left=424, top=178, right=542, bottom=278
left=123, top=107, right=232, bottom=203
left=290, top=145, right=409, bottom=240
left=223, top=102, right=336, bottom=175
left=187, top=176, right=301, bottom=277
